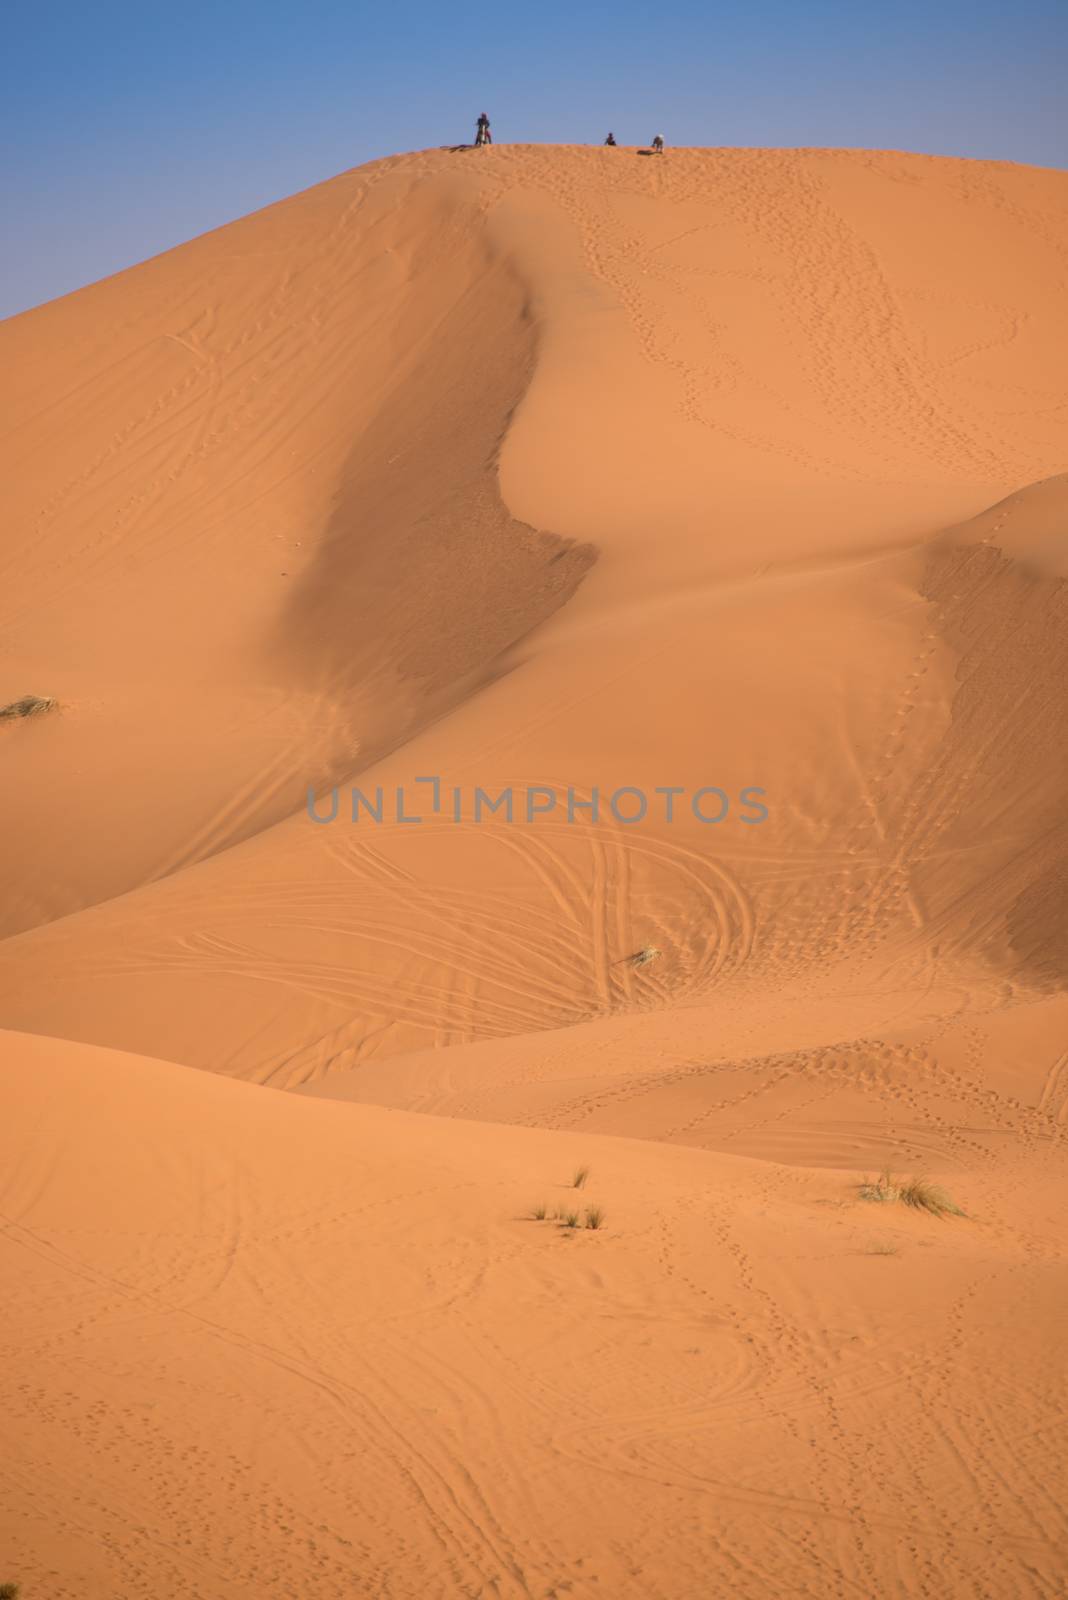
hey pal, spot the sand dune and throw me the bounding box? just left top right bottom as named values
left=1, top=476, right=1064, bottom=1082
left=2, top=145, right=1067, bottom=1597
left=4, top=1027, right=1066, bottom=1599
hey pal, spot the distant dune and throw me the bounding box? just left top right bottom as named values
left=2, top=146, right=1067, bottom=1599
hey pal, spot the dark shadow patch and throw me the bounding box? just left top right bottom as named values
left=914, top=481, right=1068, bottom=991
left=276, top=243, right=597, bottom=789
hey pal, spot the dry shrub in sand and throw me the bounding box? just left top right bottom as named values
left=530, top=1202, right=549, bottom=1221
left=859, top=1169, right=965, bottom=1218
left=1, top=1583, right=21, bottom=1599
left=560, top=1210, right=581, bottom=1229
left=571, top=1165, right=590, bottom=1189
left=584, top=1207, right=606, bottom=1230
left=858, top=1171, right=900, bottom=1205
left=0, top=694, right=55, bottom=721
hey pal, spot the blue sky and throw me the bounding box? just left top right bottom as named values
left=2, top=0, right=1066, bottom=319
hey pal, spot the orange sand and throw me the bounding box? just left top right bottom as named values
left=2, top=145, right=1067, bottom=1598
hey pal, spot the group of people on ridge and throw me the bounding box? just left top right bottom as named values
left=605, top=132, right=664, bottom=152
left=475, top=115, right=664, bottom=153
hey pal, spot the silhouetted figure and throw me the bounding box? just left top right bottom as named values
left=475, top=112, right=492, bottom=147
left=605, top=132, right=617, bottom=146
left=652, top=134, right=664, bottom=154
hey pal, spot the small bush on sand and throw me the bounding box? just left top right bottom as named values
left=572, top=1165, right=590, bottom=1190
left=859, top=1169, right=964, bottom=1218
left=585, top=1207, right=606, bottom=1230
left=560, top=1210, right=581, bottom=1229
left=899, top=1177, right=965, bottom=1217
left=530, top=1202, right=549, bottom=1221
left=1, top=1582, right=21, bottom=1599
left=0, top=694, right=55, bottom=721
left=859, top=1170, right=900, bottom=1205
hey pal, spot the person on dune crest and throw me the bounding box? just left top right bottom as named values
left=652, top=134, right=664, bottom=153
left=605, top=132, right=617, bottom=146
left=475, top=112, right=492, bottom=146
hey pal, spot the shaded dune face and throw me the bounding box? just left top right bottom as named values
left=917, top=478, right=1068, bottom=990
left=277, top=243, right=596, bottom=774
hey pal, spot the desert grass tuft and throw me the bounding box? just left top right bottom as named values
left=571, top=1165, right=590, bottom=1190
left=859, top=1169, right=900, bottom=1205
left=560, top=1210, right=581, bottom=1229
left=584, top=1206, right=606, bottom=1230
left=530, top=1202, right=549, bottom=1221
left=859, top=1169, right=964, bottom=1218
left=0, top=1583, right=21, bottom=1600
left=898, top=1177, right=965, bottom=1217
left=0, top=694, right=55, bottom=721
left=865, top=1238, right=900, bottom=1256
left=631, top=945, right=661, bottom=967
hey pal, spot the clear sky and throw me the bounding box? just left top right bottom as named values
left=3, top=0, right=1066, bottom=320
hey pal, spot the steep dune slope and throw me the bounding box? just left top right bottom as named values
left=917, top=479, right=1068, bottom=990
left=4, top=1028, right=1066, bottom=1600
left=0, top=156, right=591, bottom=937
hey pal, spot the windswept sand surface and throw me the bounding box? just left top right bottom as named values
left=2, top=146, right=1067, bottom=1597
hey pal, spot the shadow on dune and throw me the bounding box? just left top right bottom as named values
left=276, top=243, right=596, bottom=787
left=912, top=475, right=1068, bottom=992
